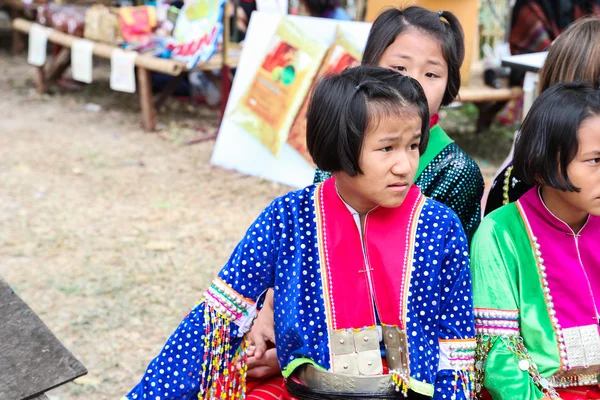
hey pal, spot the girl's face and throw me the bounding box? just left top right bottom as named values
left=378, top=28, right=448, bottom=115
left=558, top=115, right=600, bottom=218
left=335, top=113, right=422, bottom=213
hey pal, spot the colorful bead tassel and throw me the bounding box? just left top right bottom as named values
left=197, top=303, right=247, bottom=400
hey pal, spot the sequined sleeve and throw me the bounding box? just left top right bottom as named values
left=484, top=163, right=534, bottom=216
left=313, top=168, right=332, bottom=184
left=125, top=201, right=284, bottom=400
left=432, top=212, right=477, bottom=400
left=416, top=144, right=484, bottom=243
left=470, top=216, right=559, bottom=400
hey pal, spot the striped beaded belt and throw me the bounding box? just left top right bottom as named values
left=296, top=364, right=396, bottom=394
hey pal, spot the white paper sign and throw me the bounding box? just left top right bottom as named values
left=28, top=24, right=51, bottom=67
left=110, top=49, right=137, bottom=93
left=71, top=39, right=94, bottom=84
left=256, top=0, right=288, bottom=14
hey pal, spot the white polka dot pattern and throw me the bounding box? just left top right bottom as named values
left=124, top=187, right=476, bottom=400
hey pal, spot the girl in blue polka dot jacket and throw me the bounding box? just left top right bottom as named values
left=124, top=66, right=476, bottom=400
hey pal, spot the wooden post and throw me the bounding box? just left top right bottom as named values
left=219, top=64, right=231, bottom=120
left=137, top=66, right=157, bottom=132
left=34, top=66, right=47, bottom=94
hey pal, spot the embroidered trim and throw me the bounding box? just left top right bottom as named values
left=401, top=194, right=425, bottom=330
left=397, top=193, right=425, bottom=389
left=439, top=339, right=476, bottom=370
left=550, top=371, right=600, bottom=388
left=474, top=308, right=518, bottom=319
left=316, top=182, right=336, bottom=329
left=475, top=335, right=560, bottom=399
left=407, top=378, right=435, bottom=397
left=282, top=357, right=325, bottom=379
left=315, top=183, right=335, bottom=367
left=516, top=202, right=569, bottom=372
left=474, top=308, right=520, bottom=336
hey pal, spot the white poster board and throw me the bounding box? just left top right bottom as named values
left=211, top=12, right=371, bottom=189
left=256, top=0, right=288, bottom=14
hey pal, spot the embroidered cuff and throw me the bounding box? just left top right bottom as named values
left=439, top=339, right=476, bottom=370
left=204, top=278, right=257, bottom=333
left=475, top=308, right=519, bottom=336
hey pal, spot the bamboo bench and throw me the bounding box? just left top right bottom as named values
left=12, top=18, right=241, bottom=132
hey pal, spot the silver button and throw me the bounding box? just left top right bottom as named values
left=340, top=339, right=345, bottom=344
left=343, top=364, right=349, bottom=369
left=364, top=337, right=369, bottom=342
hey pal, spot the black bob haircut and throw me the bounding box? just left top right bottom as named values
left=513, top=82, right=600, bottom=192
left=306, top=65, right=430, bottom=176
left=362, top=6, right=465, bottom=107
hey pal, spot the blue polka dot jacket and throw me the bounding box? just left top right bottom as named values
left=125, top=179, right=476, bottom=400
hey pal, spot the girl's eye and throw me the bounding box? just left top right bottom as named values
left=381, top=146, right=393, bottom=153
left=586, top=158, right=600, bottom=165
left=393, top=66, right=407, bottom=73
left=409, top=143, right=420, bottom=151
left=425, top=72, right=439, bottom=78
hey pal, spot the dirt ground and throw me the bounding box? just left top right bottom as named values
left=0, top=44, right=512, bottom=399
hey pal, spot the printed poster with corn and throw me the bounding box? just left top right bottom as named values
left=228, top=18, right=327, bottom=158
left=211, top=12, right=372, bottom=189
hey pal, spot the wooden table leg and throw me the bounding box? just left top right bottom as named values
left=137, top=66, right=157, bottom=132
left=219, top=64, right=232, bottom=121
left=185, top=65, right=232, bottom=145
left=11, top=8, right=25, bottom=55
left=47, top=47, right=71, bottom=82
left=34, top=66, right=47, bottom=94
left=153, top=72, right=186, bottom=111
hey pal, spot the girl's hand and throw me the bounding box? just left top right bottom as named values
left=245, top=348, right=281, bottom=379
left=247, top=289, right=276, bottom=359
